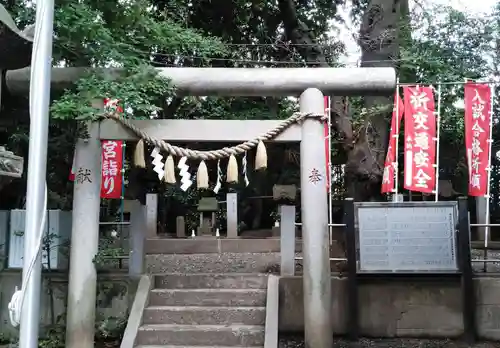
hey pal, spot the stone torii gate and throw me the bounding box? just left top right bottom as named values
left=5, top=66, right=395, bottom=348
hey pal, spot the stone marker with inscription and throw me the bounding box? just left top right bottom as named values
left=356, top=202, right=458, bottom=273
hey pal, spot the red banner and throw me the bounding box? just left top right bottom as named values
left=465, top=83, right=492, bottom=196
left=403, top=86, right=436, bottom=193
left=104, top=98, right=123, bottom=113
left=381, top=94, right=404, bottom=193
left=69, top=153, right=76, bottom=181
left=100, top=140, right=124, bottom=199
left=324, top=96, right=330, bottom=189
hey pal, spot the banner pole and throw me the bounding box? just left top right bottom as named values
left=485, top=83, right=495, bottom=250
left=434, top=83, right=442, bottom=202
left=326, top=97, right=333, bottom=245
left=393, top=78, right=400, bottom=199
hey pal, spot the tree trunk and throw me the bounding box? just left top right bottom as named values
left=348, top=0, right=408, bottom=201
left=278, top=0, right=409, bottom=201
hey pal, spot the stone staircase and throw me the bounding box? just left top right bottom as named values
left=135, top=273, right=268, bottom=347
left=134, top=238, right=283, bottom=348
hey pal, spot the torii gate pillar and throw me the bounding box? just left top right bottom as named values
left=299, top=88, right=332, bottom=348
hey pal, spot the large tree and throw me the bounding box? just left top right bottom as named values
left=277, top=0, right=410, bottom=201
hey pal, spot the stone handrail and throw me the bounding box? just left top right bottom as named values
left=264, top=275, right=279, bottom=348
left=120, top=274, right=152, bottom=348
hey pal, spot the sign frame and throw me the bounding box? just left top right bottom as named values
left=354, top=201, right=459, bottom=274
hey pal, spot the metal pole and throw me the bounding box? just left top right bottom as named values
left=20, top=1, right=54, bottom=347
left=393, top=78, right=400, bottom=199
left=299, top=88, right=332, bottom=348
left=484, top=83, right=496, bottom=270
left=434, top=83, right=442, bottom=202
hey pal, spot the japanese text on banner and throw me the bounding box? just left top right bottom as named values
left=403, top=86, right=437, bottom=193
left=381, top=94, right=404, bottom=193
left=464, top=83, right=491, bottom=196
left=324, top=96, right=330, bottom=190
left=101, top=140, right=123, bottom=199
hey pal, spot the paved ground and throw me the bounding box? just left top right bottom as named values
left=279, top=336, right=500, bottom=348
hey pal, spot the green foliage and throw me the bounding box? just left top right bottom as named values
left=95, top=316, right=127, bottom=342
left=93, top=235, right=126, bottom=269
left=48, top=0, right=228, bottom=121
left=51, top=66, right=173, bottom=121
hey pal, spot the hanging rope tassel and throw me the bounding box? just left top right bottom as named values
left=197, top=161, right=209, bottom=189
left=164, top=155, right=176, bottom=184
left=134, top=139, right=146, bottom=168
left=226, top=154, right=238, bottom=183
left=255, top=140, right=267, bottom=170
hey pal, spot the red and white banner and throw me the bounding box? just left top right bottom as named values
left=100, top=140, right=124, bottom=199
left=104, top=98, right=123, bottom=113
left=324, top=96, right=331, bottom=190
left=403, top=86, right=437, bottom=193
left=381, top=93, right=404, bottom=193
left=465, top=83, right=492, bottom=196
left=69, top=153, right=76, bottom=181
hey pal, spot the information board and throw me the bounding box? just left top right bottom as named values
left=356, top=202, right=458, bottom=273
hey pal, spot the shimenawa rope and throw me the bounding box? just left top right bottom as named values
left=105, top=111, right=327, bottom=161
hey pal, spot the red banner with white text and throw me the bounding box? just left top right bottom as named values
left=100, top=140, right=124, bottom=199
left=324, top=96, right=330, bottom=190
left=403, top=86, right=436, bottom=193
left=465, top=83, right=492, bottom=196
left=381, top=94, right=404, bottom=193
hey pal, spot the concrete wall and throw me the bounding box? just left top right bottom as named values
left=0, top=270, right=131, bottom=341
left=279, top=277, right=500, bottom=340
left=3, top=272, right=500, bottom=341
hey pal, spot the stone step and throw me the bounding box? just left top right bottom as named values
left=145, top=237, right=303, bottom=254
left=143, top=306, right=266, bottom=325
left=149, top=288, right=267, bottom=307
left=154, top=273, right=268, bottom=289
left=146, top=252, right=280, bottom=274
left=136, top=324, right=265, bottom=346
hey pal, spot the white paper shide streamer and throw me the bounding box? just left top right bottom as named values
left=178, top=156, right=193, bottom=191
left=242, top=151, right=249, bottom=186
left=150, top=147, right=165, bottom=181
left=213, top=160, right=222, bottom=193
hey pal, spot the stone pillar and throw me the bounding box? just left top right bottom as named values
left=66, top=122, right=101, bottom=348
left=129, top=200, right=145, bottom=278
left=280, top=205, right=296, bottom=276
left=226, top=192, right=238, bottom=238
left=299, top=88, right=332, bottom=348
left=145, top=193, right=158, bottom=238
left=176, top=216, right=186, bottom=238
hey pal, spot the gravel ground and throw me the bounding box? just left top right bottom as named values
left=279, top=336, right=500, bottom=348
